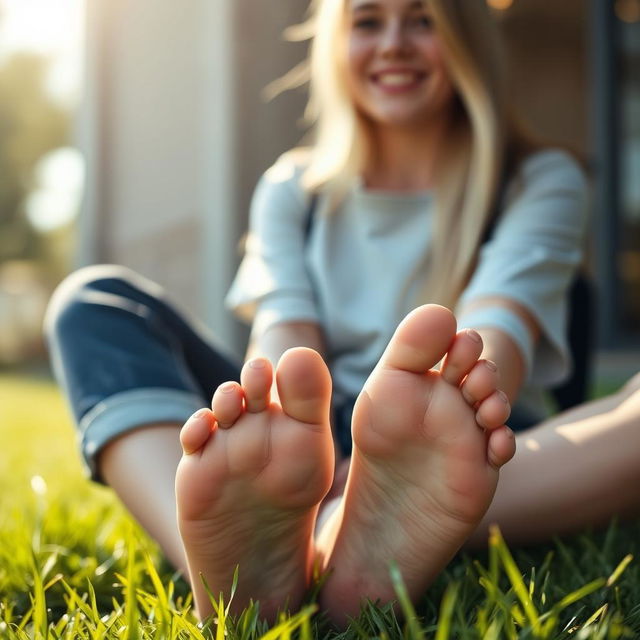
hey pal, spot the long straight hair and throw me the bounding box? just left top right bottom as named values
left=275, top=0, right=536, bottom=310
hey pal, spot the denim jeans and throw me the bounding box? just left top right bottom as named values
left=45, top=265, right=241, bottom=481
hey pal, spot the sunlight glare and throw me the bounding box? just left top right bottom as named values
left=0, top=0, right=84, bottom=104
left=486, top=0, right=514, bottom=10
left=25, top=148, right=85, bottom=233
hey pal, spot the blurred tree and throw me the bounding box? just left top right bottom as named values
left=0, top=53, right=70, bottom=263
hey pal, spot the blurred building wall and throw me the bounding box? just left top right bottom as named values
left=81, top=0, right=307, bottom=355
left=80, top=1, right=589, bottom=356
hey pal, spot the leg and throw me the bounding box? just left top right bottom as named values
left=45, top=265, right=240, bottom=575
left=317, top=305, right=514, bottom=624
left=99, top=424, right=186, bottom=571
left=470, top=373, right=640, bottom=546
left=176, top=350, right=335, bottom=621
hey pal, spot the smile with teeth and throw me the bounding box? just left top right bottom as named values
left=373, top=71, right=425, bottom=88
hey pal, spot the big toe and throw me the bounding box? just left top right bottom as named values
left=380, top=304, right=457, bottom=374
left=276, top=347, right=332, bottom=426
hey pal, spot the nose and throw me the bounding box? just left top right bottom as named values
left=379, top=20, right=411, bottom=57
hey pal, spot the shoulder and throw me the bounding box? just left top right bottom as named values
left=260, top=147, right=312, bottom=201
left=250, top=148, right=314, bottom=225
left=510, top=148, right=588, bottom=197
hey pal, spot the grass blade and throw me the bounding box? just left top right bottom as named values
left=123, top=535, right=141, bottom=640
left=557, top=577, right=606, bottom=609
left=389, top=561, right=425, bottom=640
left=434, top=582, right=459, bottom=640
left=607, top=555, right=633, bottom=587
left=30, top=549, right=48, bottom=639
left=489, top=526, right=540, bottom=633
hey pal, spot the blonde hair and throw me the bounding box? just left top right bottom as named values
left=273, top=0, right=534, bottom=310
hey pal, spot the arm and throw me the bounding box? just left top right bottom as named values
left=246, top=321, right=327, bottom=369
left=457, top=150, right=588, bottom=402
left=458, top=296, right=541, bottom=403
left=226, top=153, right=330, bottom=392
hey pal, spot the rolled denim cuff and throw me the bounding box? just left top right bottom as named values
left=79, top=387, right=205, bottom=482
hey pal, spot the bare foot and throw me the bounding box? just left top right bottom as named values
left=317, top=305, right=515, bottom=624
left=175, top=348, right=335, bottom=621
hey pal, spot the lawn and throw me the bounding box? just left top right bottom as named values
left=1, top=373, right=640, bottom=639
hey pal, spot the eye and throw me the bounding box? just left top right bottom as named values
left=408, top=13, right=433, bottom=29
left=352, top=16, right=382, bottom=30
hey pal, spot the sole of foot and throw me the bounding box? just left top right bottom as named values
left=175, top=348, right=335, bottom=621
left=318, top=304, right=515, bottom=624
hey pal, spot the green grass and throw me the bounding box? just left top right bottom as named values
left=1, top=374, right=640, bottom=639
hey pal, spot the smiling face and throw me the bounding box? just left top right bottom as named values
left=345, top=0, right=456, bottom=132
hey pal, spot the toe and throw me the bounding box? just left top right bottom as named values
left=461, top=360, right=499, bottom=406
left=380, top=304, right=457, bottom=374
left=487, top=426, right=516, bottom=469
left=241, top=358, right=273, bottom=413
left=212, top=381, right=244, bottom=429
left=440, top=329, right=484, bottom=385
left=276, top=347, right=332, bottom=426
left=476, top=390, right=511, bottom=430
left=180, top=409, right=215, bottom=455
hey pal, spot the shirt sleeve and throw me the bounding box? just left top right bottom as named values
left=457, top=150, right=589, bottom=386
left=225, top=155, right=321, bottom=335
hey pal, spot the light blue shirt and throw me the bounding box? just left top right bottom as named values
left=226, top=149, right=588, bottom=411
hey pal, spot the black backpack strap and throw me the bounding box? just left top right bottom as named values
left=550, top=273, right=594, bottom=410
left=304, top=193, right=319, bottom=246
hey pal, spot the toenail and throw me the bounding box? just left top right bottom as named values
left=466, top=329, right=482, bottom=343
left=485, top=360, right=498, bottom=372
left=505, top=426, right=515, bottom=438
left=191, top=409, right=208, bottom=420
left=220, top=382, right=237, bottom=393
left=249, top=358, right=266, bottom=369
left=497, top=390, right=509, bottom=403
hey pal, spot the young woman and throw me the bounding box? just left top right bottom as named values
left=45, top=0, right=640, bottom=627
